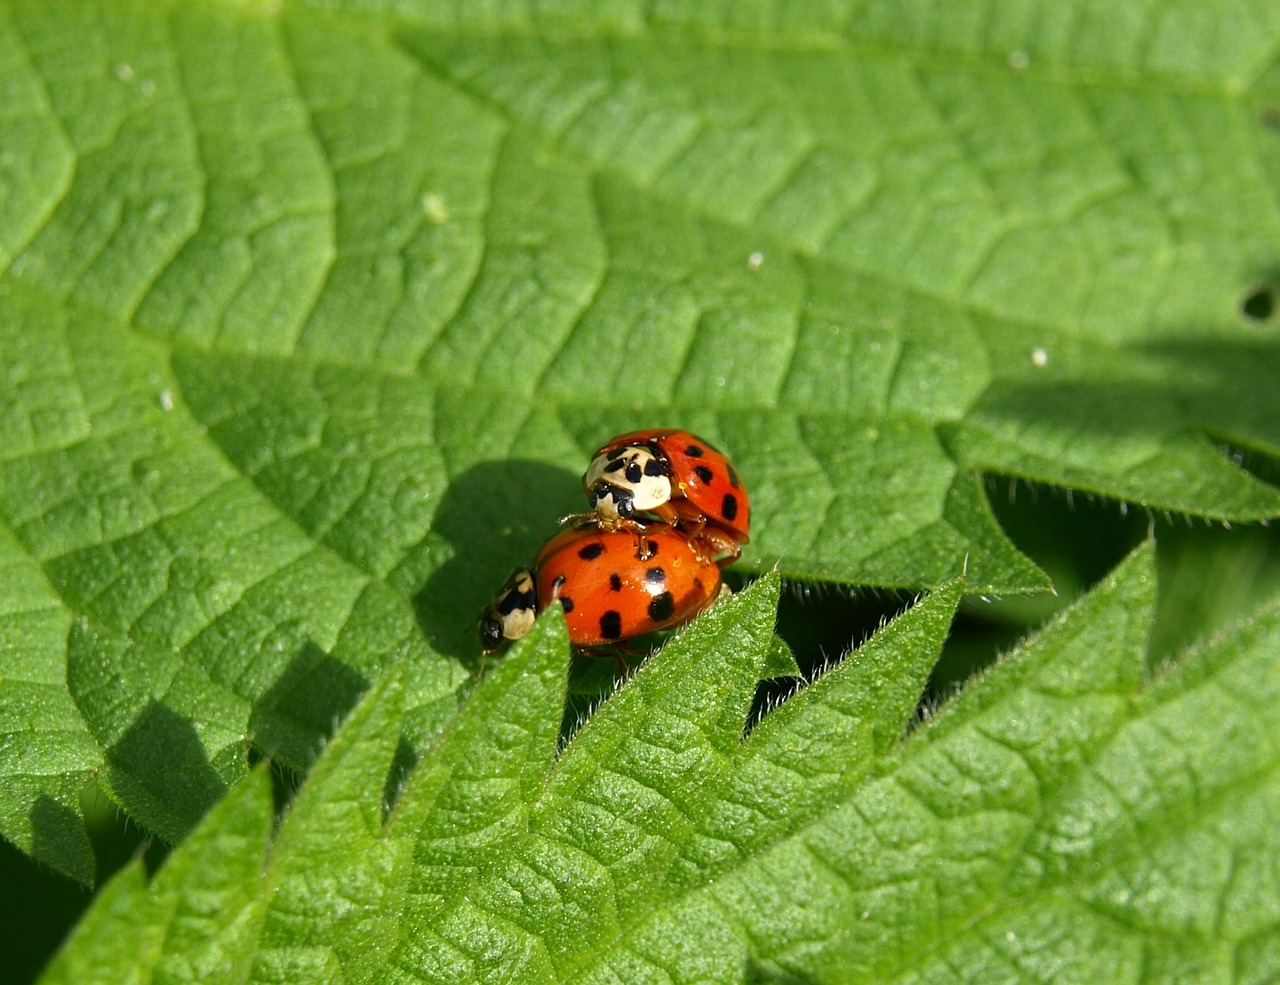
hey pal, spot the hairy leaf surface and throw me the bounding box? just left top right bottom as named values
left=2, top=0, right=1278, bottom=881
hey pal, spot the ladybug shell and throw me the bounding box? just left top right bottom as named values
left=534, top=526, right=721, bottom=647
left=592, top=429, right=749, bottom=542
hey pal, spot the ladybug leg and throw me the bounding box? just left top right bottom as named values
left=581, top=646, right=632, bottom=677
left=663, top=500, right=743, bottom=564
left=668, top=500, right=741, bottom=563
left=630, top=526, right=658, bottom=560
left=560, top=511, right=652, bottom=545
left=665, top=499, right=741, bottom=563
left=693, top=527, right=743, bottom=566
left=551, top=517, right=651, bottom=559
left=669, top=499, right=706, bottom=538
left=609, top=641, right=659, bottom=676
left=560, top=512, right=656, bottom=561
left=630, top=502, right=681, bottom=559
left=650, top=501, right=683, bottom=527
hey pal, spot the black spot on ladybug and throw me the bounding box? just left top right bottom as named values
left=625, top=462, right=643, bottom=483
left=727, top=465, right=740, bottom=489
left=647, top=592, right=675, bottom=621
left=609, top=573, right=623, bottom=591
left=594, top=485, right=635, bottom=517
left=561, top=595, right=575, bottom=613
left=644, top=458, right=668, bottom=477
left=694, top=465, right=714, bottom=484
left=607, top=448, right=627, bottom=461
left=605, top=459, right=627, bottom=474
left=600, top=610, right=623, bottom=639
left=578, top=542, right=605, bottom=561
left=722, top=493, right=739, bottom=522
left=685, top=444, right=704, bottom=458
left=645, top=566, right=665, bottom=583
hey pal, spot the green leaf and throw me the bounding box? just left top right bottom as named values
left=39, top=550, right=1280, bottom=982
left=5, top=0, right=1280, bottom=881
left=760, top=633, right=802, bottom=680
left=39, top=767, right=274, bottom=985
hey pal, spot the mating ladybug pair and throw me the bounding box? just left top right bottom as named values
left=479, top=429, right=750, bottom=655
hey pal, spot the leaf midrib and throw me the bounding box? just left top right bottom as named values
left=379, top=12, right=1277, bottom=99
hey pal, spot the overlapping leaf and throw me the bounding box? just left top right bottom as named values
left=40, top=547, right=1280, bottom=982
left=3, top=0, right=1280, bottom=881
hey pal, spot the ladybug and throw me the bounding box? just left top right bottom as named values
left=477, top=567, right=538, bottom=652
left=574, top=429, right=749, bottom=562
left=479, top=526, right=724, bottom=653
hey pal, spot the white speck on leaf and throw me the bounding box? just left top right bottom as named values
left=115, top=63, right=134, bottom=82
left=422, top=192, right=449, bottom=224
left=158, top=390, right=174, bottom=411
left=1008, top=50, right=1030, bottom=70
left=747, top=250, right=764, bottom=269
left=1031, top=347, right=1049, bottom=367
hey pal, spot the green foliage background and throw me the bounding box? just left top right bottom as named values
left=2, top=0, right=1279, bottom=980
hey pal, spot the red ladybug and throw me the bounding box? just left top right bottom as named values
left=574, top=429, right=749, bottom=562
left=479, top=526, right=723, bottom=652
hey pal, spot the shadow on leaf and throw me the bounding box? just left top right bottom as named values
left=29, top=794, right=94, bottom=886
left=250, top=641, right=370, bottom=771
left=104, top=699, right=228, bottom=844
left=942, top=336, right=1280, bottom=500
left=745, top=962, right=822, bottom=985
left=973, top=336, right=1280, bottom=445
left=415, top=459, right=580, bottom=665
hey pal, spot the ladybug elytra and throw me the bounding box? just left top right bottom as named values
left=479, top=526, right=723, bottom=652
left=574, top=428, right=750, bottom=562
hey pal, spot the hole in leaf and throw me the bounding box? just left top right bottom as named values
left=1241, top=285, right=1276, bottom=323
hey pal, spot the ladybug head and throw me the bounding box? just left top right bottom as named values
left=589, top=482, right=636, bottom=523
left=478, top=611, right=506, bottom=652
left=583, top=445, right=672, bottom=519
left=478, top=568, right=537, bottom=652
